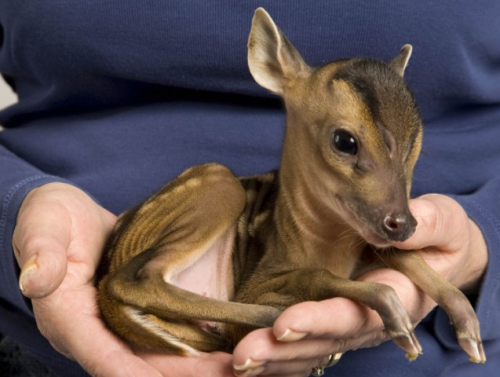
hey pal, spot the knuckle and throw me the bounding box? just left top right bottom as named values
left=341, top=331, right=388, bottom=353
left=421, top=199, right=442, bottom=237
left=12, top=241, right=22, bottom=261
left=311, top=355, right=324, bottom=367
left=19, top=233, right=51, bottom=257
left=329, top=337, right=350, bottom=353
left=421, top=195, right=468, bottom=243
left=366, top=330, right=390, bottom=348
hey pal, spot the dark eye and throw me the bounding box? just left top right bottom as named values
left=332, top=130, right=358, bottom=155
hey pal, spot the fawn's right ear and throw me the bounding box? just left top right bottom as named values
left=388, top=44, right=413, bottom=77
left=247, top=8, right=310, bottom=94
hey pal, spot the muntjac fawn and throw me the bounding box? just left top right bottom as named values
left=97, top=8, right=485, bottom=367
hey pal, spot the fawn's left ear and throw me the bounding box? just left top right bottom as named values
left=388, top=44, right=413, bottom=77
left=247, top=8, right=310, bottom=94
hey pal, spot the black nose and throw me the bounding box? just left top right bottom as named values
left=382, top=213, right=417, bottom=241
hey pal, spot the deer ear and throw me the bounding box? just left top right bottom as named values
left=248, top=8, right=309, bottom=94
left=388, top=44, right=413, bottom=77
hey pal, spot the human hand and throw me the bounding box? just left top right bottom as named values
left=13, top=182, right=234, bottom=377
left=232, top=194, right=488, bottom=377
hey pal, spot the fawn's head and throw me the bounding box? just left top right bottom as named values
left=248, top=8, right=423, bottom=247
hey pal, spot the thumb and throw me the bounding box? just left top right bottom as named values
left=391, top=194, right=467, bottom=252
left=14, top=201, right=71, bottom=299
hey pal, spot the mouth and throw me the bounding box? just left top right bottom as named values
left=333, top=195, right=408, bottom=248
left=357, top=229, right=393, bottom=248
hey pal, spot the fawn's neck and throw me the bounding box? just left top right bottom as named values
left=273, top=162, right=366, bottom=278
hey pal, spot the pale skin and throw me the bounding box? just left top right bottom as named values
left=13, top=182, right=488, bottom=377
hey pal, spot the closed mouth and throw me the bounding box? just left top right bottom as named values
left=333, top=195, right=394, bottom=248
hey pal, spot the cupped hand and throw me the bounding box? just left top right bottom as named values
left=232, top=194, right=488, bottom=377
left=13, top=182, right=234, bottom=377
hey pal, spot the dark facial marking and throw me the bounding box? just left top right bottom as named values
left=333, top=59, right=385, bottom=123
left=333, top=58, right=420, bottom=160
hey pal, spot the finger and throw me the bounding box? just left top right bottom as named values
left=268, top=279, right=433, bottom=355
left=356, top=268, right=436, bottom=322
left=392, top=194, right=468, bottom=251
left=259, top=355, right=332, bottom=377
left=273, top=298, right=382, bottom=342
left=234, top=329, right=368, bottom=377
left=259, top=368, right=312, bottom=377
left=14, top=203, right=72, bottom=298
left=234, top=356, right=325, bottom=377
left=234, top=331, right=383, bottom=377
left=258, top=374, right=313, bottom=377
left=139, top=351, right=234, bottom=377
left=234, top=321, right=387, bottom=375
left=234, top=328, right=344, bottom=366
left=86, top=347, right=164, bottom=377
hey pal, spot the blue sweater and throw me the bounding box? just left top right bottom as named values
left=1, top=1, right=499, bottom=376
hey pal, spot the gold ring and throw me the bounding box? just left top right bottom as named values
left=311, top=353, right=342, bottom=376
left=311, top=366, right=325, bottom=376
left=325, top=353, right=342, bottom=367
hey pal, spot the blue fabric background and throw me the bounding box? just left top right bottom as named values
left=1, top=1, right=499, bottom=376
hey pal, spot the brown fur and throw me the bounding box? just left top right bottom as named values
left=97, top=8, right=484, bottom=364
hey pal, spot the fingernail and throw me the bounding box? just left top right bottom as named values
left=276, top=328, right=308, bottom=342
left=234, top=366, right=265, bottom=377
left=234, top=358, right=266, bottom=371
left=19, top=254, right=38, bottom=293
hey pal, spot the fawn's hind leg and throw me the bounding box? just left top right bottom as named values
left=99, top=164, right=280, bottom=354
left=101, top=248, right=281, bottom=354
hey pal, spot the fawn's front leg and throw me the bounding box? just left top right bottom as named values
left=231, top=268, right=423, bottom=359
left=382, top=250, right=486, bottom=363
